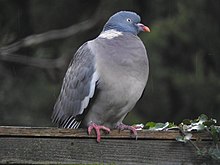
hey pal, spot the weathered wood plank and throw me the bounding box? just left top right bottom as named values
left=0, top=137, right=217, bottom=165
left=0, top=126, right=218, bottom=164
left=0, top=126, right=212, bottom=140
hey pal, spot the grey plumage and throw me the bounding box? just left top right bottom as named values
left=52, top=42, right=98, bottom=128
left=52, top=11, right=149, bottom=131
left=82, top=33, right=149, bottom=128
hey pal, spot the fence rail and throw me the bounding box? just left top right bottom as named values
left=0, top=126, right=218, bottom=164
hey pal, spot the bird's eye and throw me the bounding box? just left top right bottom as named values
left=126, top=18, right=132, bottom=22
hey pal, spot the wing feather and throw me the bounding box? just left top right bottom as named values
left=52, top=42, right=98, bottom=128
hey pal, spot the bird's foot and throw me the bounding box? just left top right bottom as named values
left=116, top=123, right=138, bottom=139
left=87, top=123, right=111, bottom=143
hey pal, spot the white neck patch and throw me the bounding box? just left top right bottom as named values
left=99, top=29, right=123, bottom=39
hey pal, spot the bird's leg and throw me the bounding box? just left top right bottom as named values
left=116, top=123, right=138, bottom=138
left=87, top=123, right=111, bottom=143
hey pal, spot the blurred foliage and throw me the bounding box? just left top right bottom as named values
left=177, top=114, right=220, bottom=161
left=144, top=114, right=220, bottom=161
left=0, top=0, right=219, bottom=126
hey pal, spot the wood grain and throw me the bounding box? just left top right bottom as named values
left=0, top=126, right=218, bottom=164
left=0, top=126, right=212, bottom=140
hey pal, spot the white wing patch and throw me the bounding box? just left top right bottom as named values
left=99, top=29, right=123, bottom=39
left=79, top=71, right=99, bottom=114
left=62, top=116, right=81, bottom=129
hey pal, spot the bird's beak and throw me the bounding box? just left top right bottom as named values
left=137, top=23, right=150, bottom=32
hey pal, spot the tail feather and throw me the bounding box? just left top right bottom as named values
left=62, top=116, right=81, bottom=129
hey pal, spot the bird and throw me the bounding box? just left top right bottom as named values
left=52, top=11, right=150, bottom=142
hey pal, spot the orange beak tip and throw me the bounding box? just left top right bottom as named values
left=143, top=26, right=151, bottom=32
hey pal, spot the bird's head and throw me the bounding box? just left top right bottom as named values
left=103, top=11, right=150, bottom=35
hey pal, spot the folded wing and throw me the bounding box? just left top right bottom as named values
left=51, top=42, right=99, bottom=129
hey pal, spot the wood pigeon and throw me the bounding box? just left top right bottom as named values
left=52, top=11, right=150, bottom=142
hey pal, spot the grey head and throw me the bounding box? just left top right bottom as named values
left=103, top=11, right=150, bottom=35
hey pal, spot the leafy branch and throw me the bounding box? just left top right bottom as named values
left=140, top=114, right=220, bottom=160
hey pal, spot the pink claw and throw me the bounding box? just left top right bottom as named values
left=87, top=123, right=111, bottom=143
left=116, top=123, right=138, bottom=137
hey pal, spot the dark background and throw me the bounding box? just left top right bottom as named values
left=0, top=0, right=219, bottom=127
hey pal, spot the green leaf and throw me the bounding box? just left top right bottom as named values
left=166, top=122, right=178, bottom=130
left=146, top=122, right=178, bottom=130
left=150, top=122, right=169, bottom=131
left=189, top=124, right=205, bottom=131
left=176, top=135, right=186, bottom=143
left=184, top=133, right=192, bottom=140
left=192, top=114, right=208, bottom=124
left=175, top=133, right=192, bottom=143
left=182, top=119, right=192, bottom=125
left=167, top=122, right=177, bottom=128
left=145, top=122, right=156, bottom=129
left=204, top=118, right=217, bottom=127
left=210, top=125, right=220, bottom=145
left=145, top=122, right=170, bottom=130
left=198, top=114, right=208, bottom=121
left=196, top=114, right=209, bottom=125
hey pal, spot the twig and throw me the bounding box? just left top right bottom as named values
left=0, top=2, right=106, bottom=69
left=0, top=53, right=65, bottom=69
left=178, top=126, right=201, bottom=152
left=0, top=4, right=103, bottom=56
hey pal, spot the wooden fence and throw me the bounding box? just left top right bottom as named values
left=0, top=126, right=218, bottom=164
